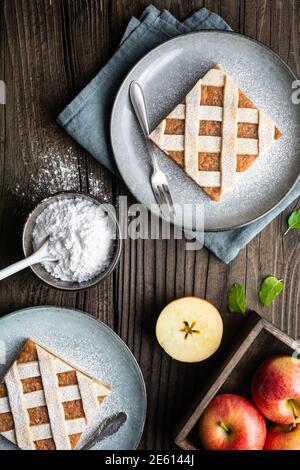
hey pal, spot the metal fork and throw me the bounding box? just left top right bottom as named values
left=129, top=81, right=176, bottom=219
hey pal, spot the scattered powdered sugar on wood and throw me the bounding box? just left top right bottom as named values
left=88, top=171, right=110, bottom=202
left=14, top=147, right=110, bottom=203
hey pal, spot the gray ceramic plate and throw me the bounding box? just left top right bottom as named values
left=111, top=31, right=300, bottom=231
left=0, top=307, right=146, bottom=450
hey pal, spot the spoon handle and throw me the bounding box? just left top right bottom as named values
left=0, top=241, right=50, bottom=281
left=80, top=412, right=127, bottom=450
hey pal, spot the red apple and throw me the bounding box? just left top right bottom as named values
left=264, top=423, right=300, bottom=450
left=199, top=394, right=266, bottom=450
left=251, top=355, right=300, bottom=424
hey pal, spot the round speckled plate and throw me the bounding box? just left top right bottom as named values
left=111, top=31, right=300, bottom=231
left=0, top=307, right=146, bottom=450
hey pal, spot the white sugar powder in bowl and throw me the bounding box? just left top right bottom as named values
left=32, top=198, right=114, bottom=283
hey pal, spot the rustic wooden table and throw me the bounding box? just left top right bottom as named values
left=0, top=0, right=299, bottom=450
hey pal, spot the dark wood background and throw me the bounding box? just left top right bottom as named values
left=0, top=0, right=299, bottom=450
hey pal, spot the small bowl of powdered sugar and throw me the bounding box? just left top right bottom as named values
left=22, top=192, right=122, bottom=290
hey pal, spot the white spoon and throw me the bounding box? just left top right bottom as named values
left=0, top=239, right=56, bottom=281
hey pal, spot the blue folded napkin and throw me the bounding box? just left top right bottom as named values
left=58, top=5, right=300, bottom=264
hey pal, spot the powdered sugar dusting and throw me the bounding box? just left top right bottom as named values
left=32, top=198, right=114, bottom=283
left=14, top=147, right=110, bottom=203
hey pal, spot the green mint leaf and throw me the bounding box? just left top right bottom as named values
left=259, top=276, right=284, bottom=307
left=284, top=209, right=300, bottom=236
left=227, top=283, right=247, bottom=315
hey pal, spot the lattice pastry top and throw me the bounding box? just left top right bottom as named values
left=0, top=340, right=111, bottom=450
left=149, top=64, right=282, bottom=201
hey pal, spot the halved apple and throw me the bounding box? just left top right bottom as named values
left=156, top=297, right=223, bottom=363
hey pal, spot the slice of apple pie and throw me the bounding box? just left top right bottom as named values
left=149, top=64, right=282, bottom=201
left=0, top=339, right=111, bottom=450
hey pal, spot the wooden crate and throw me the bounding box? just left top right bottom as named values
left=174, top=312, right=300, bottom=450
